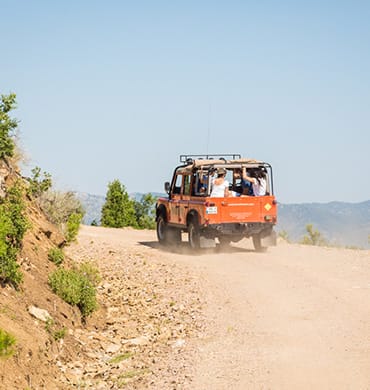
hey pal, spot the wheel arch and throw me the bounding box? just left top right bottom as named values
left=186, top=209, right=200, bottom=227
left=156, top=204, right=168, bottom=221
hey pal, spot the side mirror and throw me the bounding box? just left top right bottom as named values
left=164, top=182, right=170, bottom=193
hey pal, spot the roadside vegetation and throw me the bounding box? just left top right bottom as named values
left=0, top=182, right=29, bottom=286
left=48, top=262, right=100, bottom=320
left=0, top=93, right=28, bottom=287
left=48, top=247, right=65, bottom=266
left=300, top=224, right=328, bottom=246
left=45, top=318, right=67, bottom=341
left=279, top=224, right=366, bottom=250
left=0, top=93, right=17, bottom=160
left=28, top=168, right=84, bottom=244
left=101, top=179, right=156, bottom=229
left=0, top=91, right=85, bottom=313
left=278, top=230, right=290, bottom=243
left=0, top=328, right=17, bottom=358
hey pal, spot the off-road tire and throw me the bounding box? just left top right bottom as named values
left=188, top=221, right=200, bottom=250
left=156, top=214, right=168, bottom=244
left=252, top=234, right=268, bottom=252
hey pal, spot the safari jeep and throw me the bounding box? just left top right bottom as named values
left=155, top=154, right=277, bottom=251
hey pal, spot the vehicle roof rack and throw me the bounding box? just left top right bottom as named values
left=180, top=154, right=241, bottom=163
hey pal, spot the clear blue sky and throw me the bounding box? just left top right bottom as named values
left=2, top=1, right=370, bottom=203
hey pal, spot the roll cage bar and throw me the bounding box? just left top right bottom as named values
left=167, top=154, right=275, bottom=199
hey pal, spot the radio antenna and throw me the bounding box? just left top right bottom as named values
left=206, top=102, right=211, bottom=155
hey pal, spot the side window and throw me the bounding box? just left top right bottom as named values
left=265, top=171, right=271, bottom=195
left=195, top=172, right=208, bottom=196
left=183, top=174, right=192, bottom=195
left=173, top=174, right=182, bottom=194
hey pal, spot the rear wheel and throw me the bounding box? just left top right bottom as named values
left=252, top=234, right=267, bottom=252
left=188, top=221, right=200, bottom=250
left=156, top=215, right=168, bottom=244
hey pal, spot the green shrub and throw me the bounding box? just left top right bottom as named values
left=48, top=263, right=99, bottom=319
left=48, top=247, right=64, bottom=266
left=3, top=182, right=29, bottom=247
left=0, top=246, right=22, bottom=287
left=49, top=268, right=84, bottom=306
left=300, top=224, right=328, bottom=246
left=278, top=230, right=290, bottom=242
left=66, top=212, right=83, bottom=243
left=27, top=166, right=52, bottom=199
left=133, top=193, right=157, bottom=230
left=76, top=262, right=101, bottom=286
left=0, top=181, right=28, bottom=287
left=45, top=319, right=67, bottom=341
left=53, top=327, right=67, bottom=341
left=0, top=93, right=17, bottom=160
left=0, top=328, right=16, bottom=358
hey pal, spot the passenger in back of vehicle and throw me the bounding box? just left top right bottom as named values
left=232, top=168, right=253, bottom=196
left=241, top=167, right=267, bottom=196
left=210, top=168, right=230, bottom=197
left=197, top=168, right=215, bottom=195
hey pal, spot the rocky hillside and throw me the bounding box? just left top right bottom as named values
left=0, top=160, right=82, bottom=388
left=0, top=161, right=204, bottom=389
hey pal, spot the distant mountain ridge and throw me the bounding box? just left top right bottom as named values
left=76, top=192, right=370, bottom=249
left=278, top=200, right=370, bottom=249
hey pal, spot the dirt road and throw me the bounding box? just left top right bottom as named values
left=72, top=226, right=370, bottom=389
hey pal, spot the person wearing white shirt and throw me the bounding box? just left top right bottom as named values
left=241, top=167, right=267, bottom=196
left=210, top=168, right=230, bottom=197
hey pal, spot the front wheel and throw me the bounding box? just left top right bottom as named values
left=188, top=221, right=200, bottom=250
left=252, top=234, right=267, bottom=252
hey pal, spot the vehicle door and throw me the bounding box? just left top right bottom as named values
left=168, top=173, right=182, bottom=225
left=179, top=173, right=192, bottom=225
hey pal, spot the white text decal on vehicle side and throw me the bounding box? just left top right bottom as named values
left=206, top=206, right=218, bottom=214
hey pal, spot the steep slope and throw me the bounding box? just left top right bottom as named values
left=0, top=166, right=204, bottom=389
left=0, top=193, right=84, bottom=389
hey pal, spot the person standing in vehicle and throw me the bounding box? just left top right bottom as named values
left=210, top=168, right=230, bottom=197
left=241, top=167, right=267, bottom=196
left=198, top=167, right=215, bottom=194
left=233, top=168, right=253, bottom=196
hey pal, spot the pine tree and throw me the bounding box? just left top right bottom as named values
left=101, top=180, right=137, bottom=228
left=133, top=193, right=157, bottom=229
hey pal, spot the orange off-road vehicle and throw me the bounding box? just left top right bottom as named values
left=156, top=154, right=277, bottom=251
